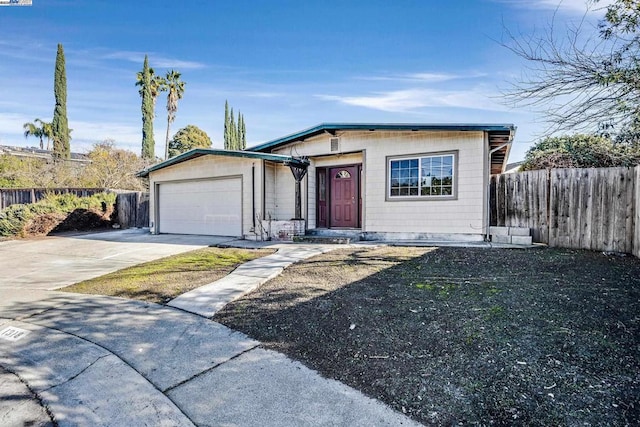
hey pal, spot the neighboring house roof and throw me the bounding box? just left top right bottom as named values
left=0, top=145, right=90, bottom=163
left=137, top=148, right=309, bottom=178
left=503, top=161, right=524, bottom=174
left=248, top=123, right=516, bottom=174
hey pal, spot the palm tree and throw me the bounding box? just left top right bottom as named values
left=23, top=121, right=44, bottom=149
left=36, top=119, right=54, bottom=150
left=136, top=67, right=167, bottom=109
left=163, top=70, right=185, bottom=159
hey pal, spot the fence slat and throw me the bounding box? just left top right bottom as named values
left=634, top=166, right=640, bottom=258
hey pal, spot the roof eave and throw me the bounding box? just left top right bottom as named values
left=137, top=148, right=308, bottom=178
left=249, top=123, right=517, bottom=152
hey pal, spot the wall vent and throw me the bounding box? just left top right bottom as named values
left=330, top=137, right=339, bottom=152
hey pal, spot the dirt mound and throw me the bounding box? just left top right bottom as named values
left=23, top=206, right=114, bottom=237
left=23, top=213, right=67, bottom=236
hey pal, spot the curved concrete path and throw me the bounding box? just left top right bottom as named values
left=168, top=244, right=339, bottom=317
left=0, top=236, right=418, bottom=426
left=0, top=292, right=417, bottom=426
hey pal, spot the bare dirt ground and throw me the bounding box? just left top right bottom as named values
left=214, top=246, right=640, bottom=426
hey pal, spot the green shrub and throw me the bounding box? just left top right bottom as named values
left=0, top=192, right=116, bottom=237
left=522, top=134, right=640, bottom=170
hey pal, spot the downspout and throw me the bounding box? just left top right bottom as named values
left=486, top=142, right=512, bottom=241
left=262, top=160, right=266, bottom=220
left=252, top=163, right=256, bottom=229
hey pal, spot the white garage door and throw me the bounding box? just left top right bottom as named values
left=158, top=178, right=242, bottom=236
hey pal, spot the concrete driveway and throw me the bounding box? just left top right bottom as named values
left=0, top=229, right=236, bottom=290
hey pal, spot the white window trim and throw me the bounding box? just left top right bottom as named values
left=386, top=151, right=458, bottom=201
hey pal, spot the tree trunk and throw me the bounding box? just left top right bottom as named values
left=165, top=117, right=171, bottom=160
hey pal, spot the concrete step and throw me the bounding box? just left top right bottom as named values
left=293, top=235, right=351, bottom=244
left=489, top=226, right=531, bottom=237
left=509, top=227, right=531, bottom=237
left=489, top=226, right=532, bottom=246
left=491, top=234, right=533, bottom=245
left=306, top=229, right=362, bottom=240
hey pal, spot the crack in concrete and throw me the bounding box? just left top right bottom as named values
left=43, top=353, right=110, bottom=392
left=11, top=319, right=199, bottom=426
left=0, top=363, right=58, bottom=427
left=13, top=303, right=68, bottom=323
left=163, top=344, right=261, bottom=394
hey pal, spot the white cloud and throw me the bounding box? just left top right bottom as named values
left=69, top=120, right=141, bottom=145
left=499, top=0, right=613, bottom=13
left=408, top=72, right=481, bottom=82
left=316, top=87, right=509, bottom=113
left=100, top=50, right=206, bottom=70
left=360, top=71, right=486, bottom=83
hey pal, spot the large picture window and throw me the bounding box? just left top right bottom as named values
left=389, top=153, right=455, bottom=198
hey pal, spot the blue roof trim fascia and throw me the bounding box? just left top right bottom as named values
left=137, top=148, right=307, bottom=177
left=248, top=123, right=516, bottom=152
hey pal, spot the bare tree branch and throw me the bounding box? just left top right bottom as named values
left=501, top=0, right=640, bottom=138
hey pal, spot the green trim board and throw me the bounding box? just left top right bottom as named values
left=138, top=148, right=309, bottom=177
left=248, top=123, right=516, bottom=153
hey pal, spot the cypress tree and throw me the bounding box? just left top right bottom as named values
left=52, top=43, right=70, bottom=159
left=223, top=102, right=247, bottom=150
left=238, top=113, right=246, bottom=149
left=229, top=108, right=237, bottom=150
left=140, top=55, right=155, bottom=159
left=224, top=100, right=230, bottom=149
left=241, top=113, right=246, bottom=149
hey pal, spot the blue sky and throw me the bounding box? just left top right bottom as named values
left=0, top=0, right=608, bottom=161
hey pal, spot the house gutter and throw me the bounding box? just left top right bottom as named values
left=486, top=142, right=512, bottom=241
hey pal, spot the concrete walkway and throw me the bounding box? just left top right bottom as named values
left=0, top=289, right=418, bottom=426
left=168, top=244, right=339, bottom=317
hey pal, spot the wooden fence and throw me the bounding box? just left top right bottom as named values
left=491, top=166, right=640, bottom=254
left=1, top=188, right=150, bottom=230
left=0, top=188, right=107, bottom=210
left=116, top=192, right=149, bottom=229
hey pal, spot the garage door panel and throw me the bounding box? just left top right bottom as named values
left=158, top=178, right=242, bottom=236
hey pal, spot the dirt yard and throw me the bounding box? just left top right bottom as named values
left=214, top=246, right=640, bottom=426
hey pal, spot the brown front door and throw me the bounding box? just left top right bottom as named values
left=330, top=166, right=357, bottom=228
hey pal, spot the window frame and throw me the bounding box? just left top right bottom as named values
left=386, top=150, right=458, bottom=201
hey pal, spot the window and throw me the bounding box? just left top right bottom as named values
left=389, top=153, right=455, bottom=198
left=335, top=170, right=351, bottom=179
left=318, top=171, right=326, bottom=202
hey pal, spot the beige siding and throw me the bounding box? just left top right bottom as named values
left=273, top=164, right=296, bottom=220
left=149, top=155, right=262, bottom=237
left=264, top=161, right=276, bottom=220
left=307, top=166, right=316, bottom=228
left=272, top=131, right=486, bottom=235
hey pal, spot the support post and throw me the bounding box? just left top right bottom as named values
left=288, top=158, right=309, bottom=220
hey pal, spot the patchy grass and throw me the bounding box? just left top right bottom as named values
left=215, top=246, right=640, bottom=426
left=62, top=247, right=274, bottom=304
